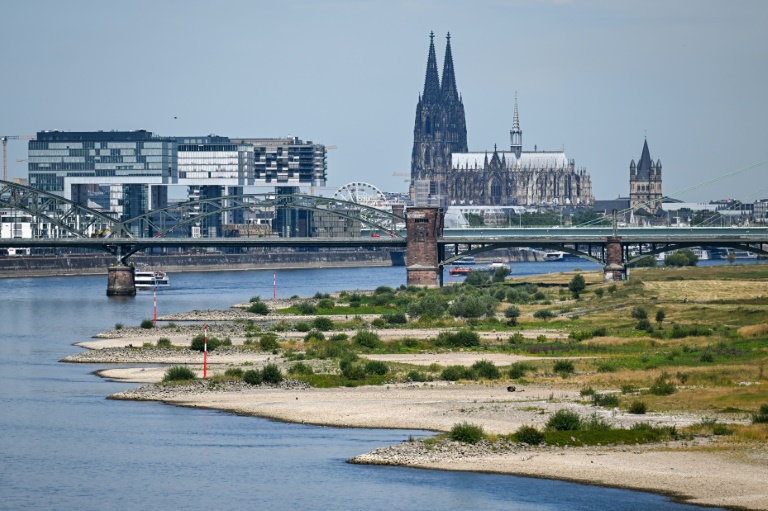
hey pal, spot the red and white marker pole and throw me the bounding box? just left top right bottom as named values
left=203, top=324, right=208, bottom=379
left=153, top=287, right=157, bottom=326
left=273, top=272, right=276, bottom=300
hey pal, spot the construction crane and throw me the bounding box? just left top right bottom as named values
left=1, top=135, right=35, bottom=181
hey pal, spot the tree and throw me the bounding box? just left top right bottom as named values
left=492, top=266, right=511, bottom=283
left=504, top=305, right=521, bottom=326
left=631, top=306, right=647, bottom=320
left=568, top=274, right=586, bottom=298
left=464, top=271, right=490, bottom=287
left=655, top=309, right=666, bottom=328
left=664, top=249, right=698, bottom=267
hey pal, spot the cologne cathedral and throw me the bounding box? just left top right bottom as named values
left=410, top=33, right=594, bottom=207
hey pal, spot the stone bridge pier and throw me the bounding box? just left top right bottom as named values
left=405, top=207, right=444, bottom=287
left=107, top=265, right=136, bottom=296
left=604, top=236, right=626, bottom=282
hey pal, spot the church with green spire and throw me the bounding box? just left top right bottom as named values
left=410, top=33, right=593, bottom=207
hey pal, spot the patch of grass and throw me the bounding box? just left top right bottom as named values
left=140, top=319, right=154, bottom=329
left=156, top=337, right=172, bottom=348
left=441, top=365, right=475, bottom=381
left=628, top=400, right=648, bottom=414
left=224, top=367, right=244, bottom=378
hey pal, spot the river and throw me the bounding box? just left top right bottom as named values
left=0, top=262, right=729, bottom=510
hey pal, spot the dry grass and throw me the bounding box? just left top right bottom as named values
left=739, top=324, right=768, bottom=337
left=642, top=280, right=768, bottom=302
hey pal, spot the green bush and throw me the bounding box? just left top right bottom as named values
left=631, top=306, right=648, bottom=320
left=114, top=322, right=124, bottom=330
left=436, top=329, right=480, bottom=348
left=449, top=421, right=484, bottom=444
left=441, top=365, right=474, bottom=381
left=294, top=321, right=312, bottom=332
left=364, top=360, right=389, bottom=376
left=190, top=334, right=221, bottom=352
left=407, top=370, right=428, bottom=382
left=156, top=337, right=172, bottom=348
left=636, top=318, right=653, bottom=332
left=288, top=362, right=314, bottom=375
left=341, top=363, right=366, bottom=380
left=449, top=294, right=497, bottom=318
left=649, top=376, right=676, bottom=396
left=514, top=425, right=545, bottom=445
left=371, top=318, right=387, bottom=328
left=317, top=298, right=335, bottom=309
left=383, top=312, right=408, bottom=325
left=592, top=393, right=620, bottom=408
left=140, top=319, right=154, bottom=329
left=353, top=330, right=381, bottom=349
left=312, top=316, right=335, bottom=331
left=533, top=309, right=555, bottom=321
left=296, top=302, right=318, bottom=315
left=163, top=365, right=195, bottom=382
left=304, top=330, right=325, bottom=342
left=260, top=333, right=280, bottom=352
left=247, top=300, right=270, bottom=315
left=752, top=404, right=768, bottom=424
left=374, top=285, right=394, bottom=295
left=580, top=386, right=595, bottom=397
left=670, top=324, right=712, bottom=338
left=463, top=271, right=490, bottom=287
left=224, top=367, right=244, bottom=378
left=628, top=400, right=648, bottom=414
left=546, top=409, right=582, bottom=431
left=243, top=369, right=263, bottom=385
left=471, top=359, right=501, bottom=379
left=261, top=363, right=283, bottom=384
left=407, top=294, right=447, bottom=319
left=553, top=359, right=575, bottom=375
left=509, top=362, right=535, bottom=379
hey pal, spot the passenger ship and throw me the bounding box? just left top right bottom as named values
left=134, top=269, right=170, bottom=289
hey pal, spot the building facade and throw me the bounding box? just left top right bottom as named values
left=410, top=33, right=593, bottom=207
left=629, top=139, right=662, bottom=214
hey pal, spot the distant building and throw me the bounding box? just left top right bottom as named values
left=26, top=131, right=328, bottom=234
left=410, top=32, right=593, bottom=207
left=629, top=139, right=663, bottom=214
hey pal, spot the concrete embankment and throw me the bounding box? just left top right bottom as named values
left=0, top=247, right=542, bottom=278
left=0, top=250, right=405, bottom=278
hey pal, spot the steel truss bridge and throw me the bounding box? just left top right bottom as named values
left=0, top=180, right=406, bottom=263
left=440, top=227, right=768, bottom=265
left=2, top=179, right=768, bottom=268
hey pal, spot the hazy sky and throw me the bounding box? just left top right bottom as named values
left=2, top=0, right=767, bottom=202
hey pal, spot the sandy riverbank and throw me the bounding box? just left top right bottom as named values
left=72, top=313, right=768, bottom=510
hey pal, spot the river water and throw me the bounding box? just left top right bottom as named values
left=0, top=262, right=728, bottom=511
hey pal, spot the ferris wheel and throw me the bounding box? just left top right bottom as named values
left=333, top=182, right=387, bottom=206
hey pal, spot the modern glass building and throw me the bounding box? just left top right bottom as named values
left=28, top=130, right=176, bottom=193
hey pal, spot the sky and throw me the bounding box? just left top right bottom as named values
left=2, top=0, right=767, bottom=203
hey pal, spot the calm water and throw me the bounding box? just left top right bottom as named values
left=0, top=262, right=729, bottom=511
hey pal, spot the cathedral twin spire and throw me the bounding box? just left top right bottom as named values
left=422, top=32, right=460, bottom=104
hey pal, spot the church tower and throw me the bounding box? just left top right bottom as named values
left=629, top=139, right=663, bottom=214
left=509, top=93, right=522, bottom=158
left=410, top=32, right=467, bottom=200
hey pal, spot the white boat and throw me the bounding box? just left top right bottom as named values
left=453, top=256, right=476, bottom=265
left=134, top=269, right=170, bottom=289
left=543, top=251, right=566, bottom=261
